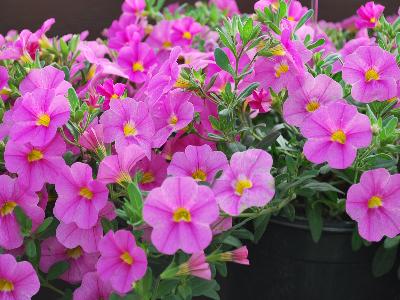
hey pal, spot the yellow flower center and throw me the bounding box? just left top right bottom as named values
left=365, top=68, right=380, bottom=82
left=123, top=122, right=137, bottom=137
left=132, top=62, right=144, bottom=72
left=182, top=31, right=192, bottom=40
left=306, top=101, right=320, bottom=112
left=275, top=63, right=289, bottom=78
left=288, top=16, right=295, bottom=21
left=370, top=17, right=376, bottom=23
left=0, top=202, right=17, bottom=217
left=192, top=169, right=207, bottom=181
left=331, top=130, right=347, bottom=144
left=173, top=208, right=191, bottom=223
left=174, top=77, right=191, bottom=89
left=270, top=44, right=286, bottom=56
left=79, top=187, right=93, bottom=200
left=36, top=113, right=51, bottom=127
left=66, top=246, right=83, bottom=259
left=169, top=115, right=178, bottom=125
left=111, top=93, right=119, bottom=99
left=87, top=65, right=97, bottom=81
left=141, top=172, right=155, bottom=184
left=120, top=251, right=134, bottom=265
left=368, top=196, right=383, bottom=209
left=27, top=149, right=43, bottom=162
left=235, top=179, right=253, bottom=196
left=163, top=41, right=173, bottom=48
left=0, top=279, right=14, bottom=292
left=116, top=172, right=132, bottom=184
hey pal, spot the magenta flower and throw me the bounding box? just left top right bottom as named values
left=301, top=101, right=372, bottom=169
left=97, top=230, right=147, bottom=294
left=39, top=237, right=98, bottom=284
left=147, top=20, right=174, bottom=50
left=143, top=176, right=219, bottom=254
left=135, top=153, right=168, bottom=191
left=356, top=1, right=385, bottom=29
left=0, top=254, right=40, bottom=299
left=0, top=175, right=44, bottom=250
left=284, top=73, right=343, bottom=127
left=11, top=88, right=70, bottom=146
left=152, top=91, right=194, bottom=148
left=168, top=145, right=228, bottom=182
left=73, top=272, right=113, bottom=300
left=122, top=0, right=146, bottom=15
left=0, top=66, right=9, bottom=101
left=287, top=1, right=308, bottom=22
left=4, top=135, right=66, bottom=191
left=219, top=246, right=249, bottom=265
left=100, top=99, right=155, bottom=156
left=96, top=79, right=126, bottom=110
left=346, top=169, right=400, bottom=241
left=254, top=0, right=280, bottom=12
left=19, top=65, right=71, bottom=96
left=247, top=89, right=272, bottom=116
left=171, top=17, right=202, bottom=47
left=213, top=149, right=275, bottom=216
left=175, top=252, right=211, bottom=280
left=209, top=0, right=239, bottom=16
left=117, top=39, right=157, bottom=83
left=97, top=144, right=146, bottom=185
left=56, top=202, right=116, bottom=253
left=54, top=162, right=109, bottom=229
left=342, top=46, right=400, bottom=103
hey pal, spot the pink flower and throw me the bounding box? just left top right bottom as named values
left=168, top=144, right=228, bottom=182
left=117, top=38, right=157, bottom=83
left=0, top=66, right=9, bottom=101
left=356, top=1, right=385, bottom=29
left=78, top=120, right=106, bottom=156
left=54, top=162, right=109, bottom=229
left=40, top=237, right=98, bottom=283
left=135, top=153, right=168, bottom=191
left=96, top=79, right=126, bottom=110
left=171, top=17, right=202, bottom=47
left=122, top=0, right=146, bottom=15
left=100, top=99, right=155, bottom=156
left=73, top=272, right=113, bottom=300
left=209, top=0, right=239, bottom=16
left=4, top=135, right=66, bottom=191
left=97, top=230, right=147, bottom=294
left=346, top=169, right=400, bottom=241
left=287, top=1, right=308, bottom=22
left=56, top=202, right=116, bottom=253
left=0, top=254, right=40, bottom=299
left=147, top=20, right=174, bottom=50
left=301, top=101, right=372, bottom=169
left=212, top=217, right=232, bottom=235
left=97, top=144, right=146, bottom=185
left=254, top=0, right=280, bottom=12
left=0, top=175, right=44, bottom=250
left=10, top=88, right=70, bottom=146
left=143, top=177, right=219, bottom=254
left=152, top=91, right=194, bottom=148
left=284, top=73, right=343, bottom=127
left=219, top=246, right=249, bottom=265
left=342, top=46, right=400, bottom=103
left=214, top=149, right=275, bottom=216
left=175, top=252, right=211, bottom=280
left=19, top=65, right=71, bottom=96
left=247, top=89, right=272, bottom=116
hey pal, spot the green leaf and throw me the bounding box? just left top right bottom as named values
left=266, top=22, right=281, bottom=35
left=372, top=244, right=398, bottom=277
left=238, top=82, right=259, bottom=102
left=253, top=214, right=271, bottom=243
left=307, top=38, right=325, bottom=50
left=209, top=116, right=220, bottom=130
left=178, top=285, right=192, bottom=299
left=302, top=181, right=344, bottom=194
left=305, top=203, right=323, bottom=243
left=47, top=261, right=70, bottom=280
left=156, top=279, right=180, bottom=298
left=127, top=182, right=143, bottom=221
left=14, top=206, right=32, bottom=237
left=214, top=48, right=234, bottom=75
left=295, top=9, right=314, bottom=32
left=60, top=39, right=69, bottom=58
left=25, top=239, right=37, bottom=258
left=67, top=88, right=80, bottom=111
left=384, top=236, right=400, bottom=249
left=351, top=226, right=363, bottom=251
left=101, top=218, right=115, bottom=234
left=35, top=217, right=54, bottom=235
left=240, top=18, right=254, bottom=44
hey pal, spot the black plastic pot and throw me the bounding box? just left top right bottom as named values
left=221, top=217, right=400, bottom=300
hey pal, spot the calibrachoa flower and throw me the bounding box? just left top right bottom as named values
left=301, top=101, right=372, bottom=169
left=97, top=230, right=147, bottom=294
left=143, top=176, right=219, bottom=254
left=342, top=46, right=400, bottom=103
left=147, top=20, right=174, bottom=50
left=100, top=98, right=155, bottom=156
left=122, top=0, right=146, bottom=15
left=346, top=169, right=400, bottom=241
left=54, top=162, right=109, bottom=229
left=356, top=1, right=385, bottom=29
left=287, top=0, right=308, bottom=22
left=4, top=134, right=66, bottom=191
left=168, top=144, right=228, bottom=182
left=284, top=73, right=343, bottom=127
left=73, top=272, right=113, bottom=300
left=97, top=144, right=146, bottom=185
left=0, top=254, right=40, bottom=299
left=209, top=0, right=239, bottom=16
left=117, top=38, right=157, bottom=83
left=11, top=88, right=70, bottom=146
left=0, top=66, right=9, bottom=100
left=0, top=175, right=44, bottom=250
left=135, top=153, right=168, bottom=191
left=78, top=120, right=106, bottom=157
left=218, top=246, right=249, bottom=265
left=162, top=252, right=211, bottom=280
left=171, top=17, right=202, bottom=47
left=247, top=89, right=272, bottom=116
left=96, top=79, right=126, bottom=110
left=39, top=237, right=98, bottom=284
left=213, top=149, right=275, bottom=216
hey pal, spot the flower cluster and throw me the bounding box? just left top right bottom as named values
left=0, top=0, right=400, bottom=299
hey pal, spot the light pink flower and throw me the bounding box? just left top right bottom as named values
left=176, top=252, right=211, bottom=280
left=209, top=0, right=239, bottom=16
left=219, top=246, right=249, bottom=265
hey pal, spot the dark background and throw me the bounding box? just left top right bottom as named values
left=0, top=0, right=398, bottom=39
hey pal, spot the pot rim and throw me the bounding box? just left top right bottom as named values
left=271, top=216, right=355, bottom=233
